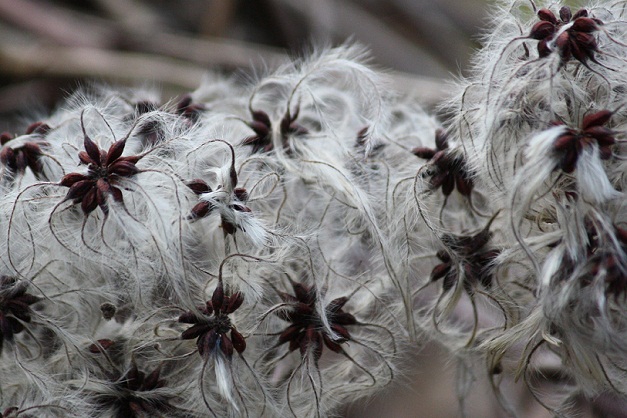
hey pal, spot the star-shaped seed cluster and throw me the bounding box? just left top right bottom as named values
left=0, top=275, right=40, bottom=354
left=529, top=6, right=602, bottom=66
left=553, top=110, right=616, bottom=173
left=60, top=115, right=141, bottom=215
left=412, top=129, right=474, bottom=197
left=179, top=283, right=246, bottom=359
left=275, top=281, right=356, bottom=362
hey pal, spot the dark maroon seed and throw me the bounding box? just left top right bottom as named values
left=83, top=136, right=101, bottom=166
left=560, top=148, right=579, bottom=173
left=186, top=179, right=211, bottom=195
left=110, top=186, right=124, bottom=203
left=412, top=147, right=437, bottom=160
left=234, top=188, right=248, bottom=201
left=178, top=311, right=197, bottom=324
left=252, top=110, right=271, bottom=127
left=21, top=142, right=42, bottom=156
left=441, top=175, right=455, bottom=196
left=429, top=172, right=446, bottom=189
left=330, top=324, right=351, bottom=342
left=455, top=176, right=473, bottom=196
left=64, top=179, right=94, bottom=201
left=81, top=188, right=98, bottom=214
left=143, top=365, right=162, bottom=390
left=537, top=39, right=551, bottom=57
left=212, top=283, right=225, bottom=313
left=120, top=155, right=142, bottom=164
left=0, top=132, right=12, bottom=145
left=230, top=203, right=251, bottom=213
left=0, top=147, right=15, bottom=166
left=222, top=221, right=236, bottom=235
left=89, top=339, right=115, bottom=353
left=278, top=325, right=301, bottom=345
left=190, top=201, right=213, bottom=219
left=177, top=94, right=193, bottom=111
left=14, top=153, right=27, bottom=172
left=25, top=122, right=51, bottom=135
left=529, top=21, right=555, bottom=40
left=537, top=9, right=558, bottom=24
left=322, top=333, right=343, bottom=353
left=105, top=139, right=126, bottom=165
left=333, top=312, right=357, bottom=326
left=572, top=17, right=598, bottom=33
left=559, top=6, right=572, bottom=22
left=109, top=161, right=139, bottom=177
left=292, top=283, right=312, bottom=304
left=219, top=334, right=234, bottom=358
left=327, top=297, right=349, bottom=313
left=582, top=110, right=612, bottom=130
left=205, top=300, right=214, bottom=315
left=231, top=328, right=246, bottom=353
left=249, top=120, right=270, bottom=137
left=435, top=129, right=449, bottom=150
left=431, top=263, right=452, bottom=282
left=78, top=151, right=93, bottom=165
left=554, top=134, right=576, bottom=151
left=356, top=126, right=369, bottom=144
left=224, top=292, right=244, bottom=314
left=198, top=329, right=218, bottom=358
left=182, top=324, right=209, bottom=340
left=442, top=274, right=457, bottom=292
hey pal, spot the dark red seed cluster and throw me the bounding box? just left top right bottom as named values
left=60, top=116, right=142, bottom=215
left=242, top=110, right=273, bottom=154
left=553, top=110, right=616, bottom=173
left=96, top=361, right=173, bottom=418
left=275, top=281, right=356, bottom=363
left=186, top=178, right=215, bottom=219
left=0, top=122, right=51, bottom=179
left=0, top=276, right=40, bottom=354
left=412, top=129, right=474, bottom=198
left=432, top=221, right=500, bottom=293
left=529, top=6, right=602, bottom=66
left=176, top=94, right=206, bottom=123
left=186, top=140, right=255, bottom=236
left=179, top=282, right=246, bottom=359
left=580, top=223, right=627, bottom=300
left=186, top=178, right=250, bottom=236
left=241, top=107, right=308, bottom=153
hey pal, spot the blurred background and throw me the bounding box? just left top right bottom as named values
left=0, top=0, right=490, bottom=130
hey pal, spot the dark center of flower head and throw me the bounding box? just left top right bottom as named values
left=95, top=361, right=172, bottom=418
left=179, top=285, right=247, bottom=359
left=209, top=313, right=232, bottom=335
left=90, top=165, right=110, bottom=180
left=273, top=281, right=357, bottom=364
